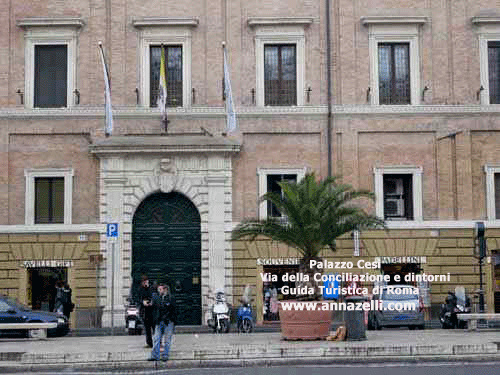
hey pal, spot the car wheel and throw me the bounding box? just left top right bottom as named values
left=240, top=319, right=253, bottom=333
left=408, top=325, right=416, bottom=330
left=417, top=324, right=425, bottom=330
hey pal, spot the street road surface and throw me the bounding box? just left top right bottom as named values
left=15, top=362, right=500, bottom=375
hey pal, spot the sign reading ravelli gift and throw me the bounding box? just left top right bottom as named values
left=22, top=260, right=74, bottom=268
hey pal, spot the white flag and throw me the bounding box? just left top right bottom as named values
left=223, top=45, right=237, bottom=133
left=98, top=43, right=113, bottom=136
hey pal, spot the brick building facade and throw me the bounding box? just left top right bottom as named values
left=0, top=0, right=500, bottom=327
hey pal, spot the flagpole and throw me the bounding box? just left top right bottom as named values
left=159, top=44, right=169, bottom=133
left=98, top=41, right=113, bottom=137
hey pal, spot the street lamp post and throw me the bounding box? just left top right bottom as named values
left=475, top=222, right=486, bottom=313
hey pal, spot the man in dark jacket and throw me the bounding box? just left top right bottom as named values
left=136, top=275, right=154, bottom=348
left=148, top=283, right=176, bottom=362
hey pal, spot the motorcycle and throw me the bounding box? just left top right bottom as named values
left=237, top=285, right=254, bottom=333
left=439, top=286, right=471, bottom=329
left=207, top=289, right=231, bottom=333
left=125, top=298, right=143, bottom=335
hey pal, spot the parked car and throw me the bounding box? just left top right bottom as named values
left=0, top=295, right=70, bottom=337
left=367, top=284, right=425, bottom=330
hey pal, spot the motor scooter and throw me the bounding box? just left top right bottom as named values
left=207, top=289, right=231, bottom=333
left=125, top=298, right=143, bottom=335
left=237, top=285, right=254, bottom=333
left=439, top=286, right=471, bottom=329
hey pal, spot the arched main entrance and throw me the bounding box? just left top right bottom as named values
left=132, top=191, right=201, bottom=325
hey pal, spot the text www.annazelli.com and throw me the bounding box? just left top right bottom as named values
left=280, top=301, right=417, bottom=312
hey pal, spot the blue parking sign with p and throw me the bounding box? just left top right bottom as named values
left=322, top=273, right=339, bottom=299
left=107, top=223, right=118, bottom=238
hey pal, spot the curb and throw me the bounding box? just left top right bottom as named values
left=1, top=354, right=500, bottom=373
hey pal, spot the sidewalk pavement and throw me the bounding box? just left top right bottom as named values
left=1, top=329, right=500, bottom=372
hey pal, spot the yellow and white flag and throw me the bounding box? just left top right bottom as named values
left=157, top=45, right=168, bottom=128
left=98, top=42, right=113, bottom=137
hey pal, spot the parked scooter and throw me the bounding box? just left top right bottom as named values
left=439, top=286, right=471, bottom=329
left=237, top=285, right=254, bottom=333
left=207, top=289, right=231, bottom=333
left=125, top=298, right=143, bottom=335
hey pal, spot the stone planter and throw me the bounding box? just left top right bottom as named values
left=279, top=301, right=331, bottom=340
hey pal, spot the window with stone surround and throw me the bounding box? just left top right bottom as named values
left=484, top=165, right=500, bottom=220
left=25, top=168, right=73, bottom=225
left=374, top=166, right=423, bottom=222
left=17, top=18, right=84, bottom=109
left=257, top=168, right=306, bottom=220
left=361, top=16, right=426, bottom=106
left=132, top=18, right=197, bottom=108
left=473, top=17, right=500, bottom=105
left=248, top=17, right=312, bottom=107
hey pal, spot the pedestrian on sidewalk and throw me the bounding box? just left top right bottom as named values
left=148, top=283, right=176, bottom=362
left=62, top=283, right=74, bottom=319
left=137, top=275, right=154, bottom=348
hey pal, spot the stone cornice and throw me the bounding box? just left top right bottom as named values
left=472, top=16, right=500, bottom=25
left=247, top=17, right=314, bottom=28
left=17, top=17, right=85, bottom=29
left=0, top=224, right=103, bottom=233
left=89, top=135, right=241, bottom=155
left=361, top=16, right=428, bottom=26
left=132, top=17, right=199, bottom=28
left=5, top=105, right=500, bottom=120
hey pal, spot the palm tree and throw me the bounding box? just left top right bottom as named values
left=232, top=172, right=384, bottom=300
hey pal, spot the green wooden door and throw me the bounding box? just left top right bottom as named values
left=132, top=192, right=201, bottom=325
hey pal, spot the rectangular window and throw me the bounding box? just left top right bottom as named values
left=488, top=42, right=500, bottom=104
left=383, top=175, right=413, bottom=220
left=150, top=45, right=183, bottom=107
left=35, top=177, right=64, bottom=224
left=264, top=44, right=297, bottom=106
left=495, top=173, right=500, bottom=219
left=378, top=43, right=410, bottom=105
left=34, top=45, right=68, bottom=108
left=266, top=174, right=296, bottom=218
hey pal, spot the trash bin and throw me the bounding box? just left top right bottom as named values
left=345, top=295, right=366, bottom=341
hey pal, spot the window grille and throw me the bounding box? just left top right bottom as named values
left=488, top=41, right=500, bottom=104
left=378, top=43, right=410, bottom=105
left=150, top=46, right=183, bottom=107
left=264, top=44, right=297, bottom=106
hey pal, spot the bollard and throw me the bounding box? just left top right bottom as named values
left=344, top=295, right=366, bottom=341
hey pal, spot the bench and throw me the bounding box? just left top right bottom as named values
left=0, top=322, right=57, bottom=339
left=456, top=313, right=500, bottom=331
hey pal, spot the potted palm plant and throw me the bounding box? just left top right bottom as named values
left=231, top=172, right=383, bottom=340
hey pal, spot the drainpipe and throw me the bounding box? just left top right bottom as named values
left=325, top=0, right=333, bottom=178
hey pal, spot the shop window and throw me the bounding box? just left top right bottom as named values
left=262, top=265, right=299, bottom=321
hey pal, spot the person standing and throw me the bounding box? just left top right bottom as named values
left=148, top=283, right=176, bottom=362
left=62, top=283, right=74, bottom=319
left=137, top=275, right=154, bottom=348
left=54, top=280, right=65, bottom=315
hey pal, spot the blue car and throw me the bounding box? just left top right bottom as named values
left=0, top=295, right=70, bottom=337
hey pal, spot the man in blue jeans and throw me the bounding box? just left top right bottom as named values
left=148, top=283, right=176, bottom=362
